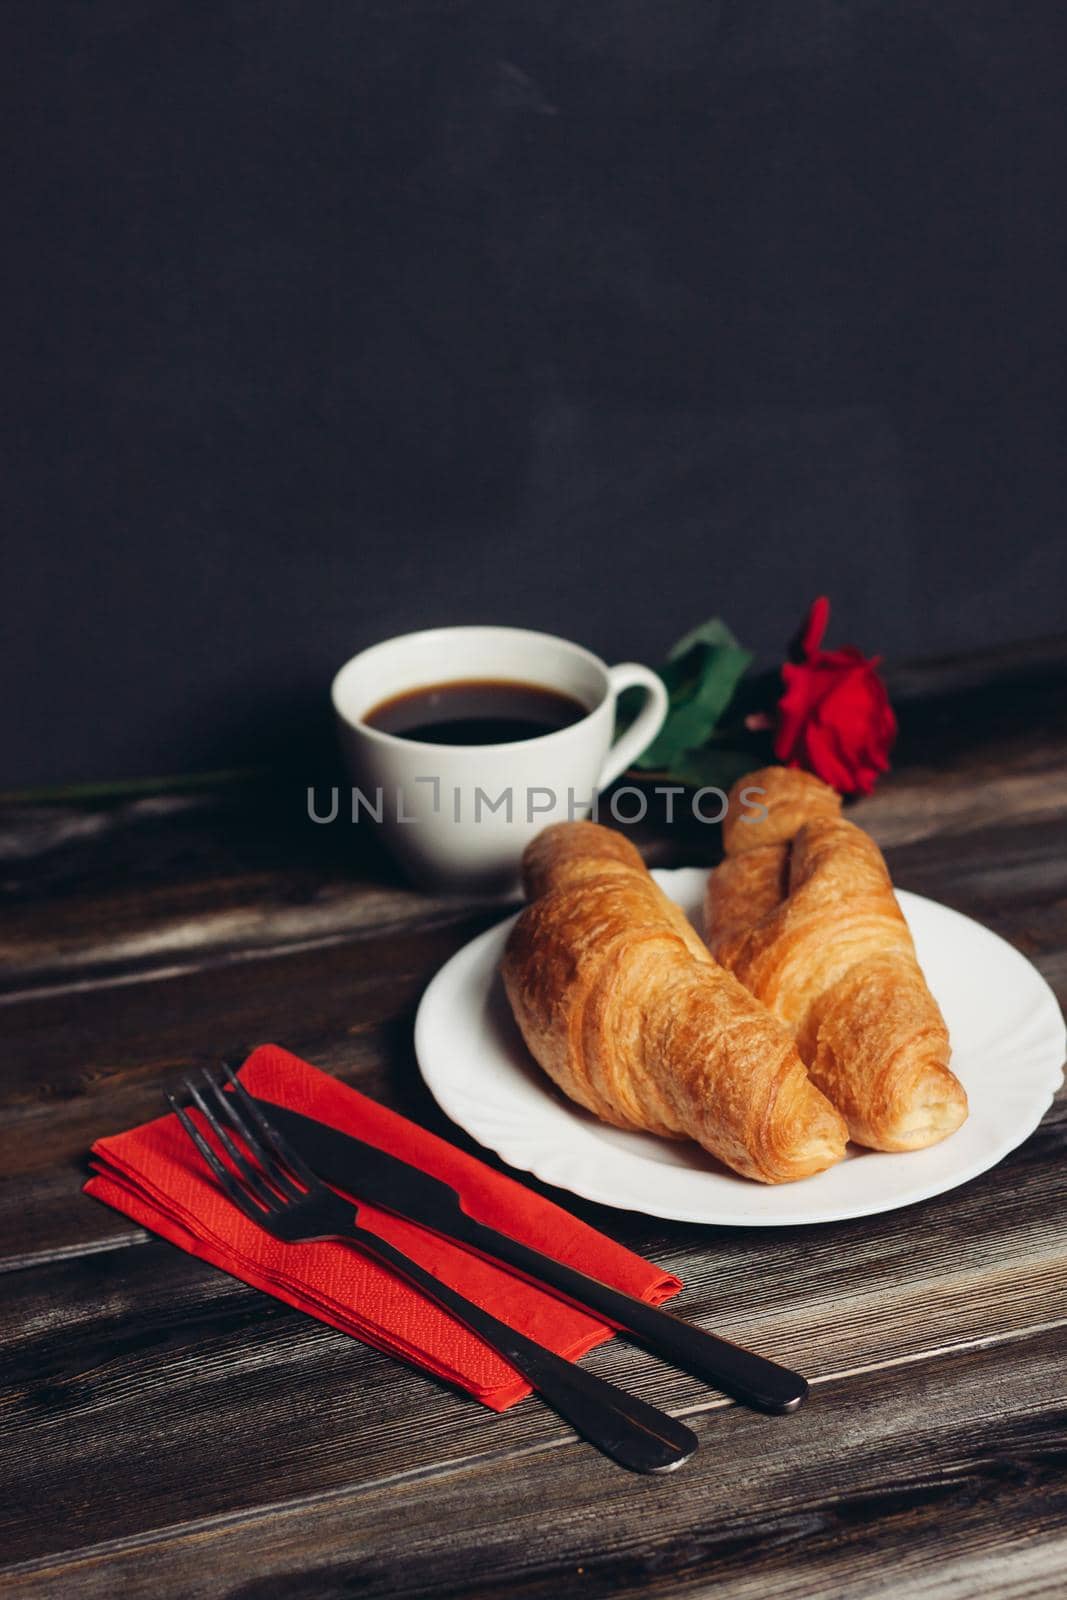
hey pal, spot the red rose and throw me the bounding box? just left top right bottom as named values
left=773, top=596, right=896, bottom=796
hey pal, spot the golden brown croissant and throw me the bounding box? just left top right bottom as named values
left=501, top=821, right=848, bottom=1184
left=706, top=767, right=968, bottom=1151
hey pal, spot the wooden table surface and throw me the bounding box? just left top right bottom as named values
left=2, top=639, right=1066, bottom=1600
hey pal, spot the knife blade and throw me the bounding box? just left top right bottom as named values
left=255, top=1097, right=808, bottom=1414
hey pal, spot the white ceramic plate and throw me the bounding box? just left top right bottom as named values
left=415, top=869, right=1065, bottom=1225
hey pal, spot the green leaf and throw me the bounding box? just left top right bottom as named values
left=634, top=619, right=753, bottom=770
left=666, top=616, right=743, bottom=662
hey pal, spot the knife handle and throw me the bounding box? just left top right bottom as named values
left=460, top=1223, right=807, bottom=1414
left=337, top=1221, right=698, bottom=1475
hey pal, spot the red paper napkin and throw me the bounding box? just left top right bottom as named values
left=85, top=1044, right=682, bottom=1410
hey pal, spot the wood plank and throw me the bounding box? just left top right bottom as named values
left=0, top=815, right=510, bottom=1001
left=1, top=1094, right=1064, bottom=1565
left=2, top=1323, right=1064, bottom=1599
left=0, top=915, right=498, bottom=1266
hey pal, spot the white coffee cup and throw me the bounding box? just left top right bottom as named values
left=331, top=626, right=668, bottom=892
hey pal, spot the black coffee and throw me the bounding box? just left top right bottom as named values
left=364, top=678, right=587, bottom=745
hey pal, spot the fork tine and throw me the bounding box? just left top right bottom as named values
left=187, top=1076, right=283, bottom=1213
left=205, top=1069, right=302, bottom=1200
left=167, top=1094, right=265, bottom=1223
left=222, top=1064, right=320, bottom=1190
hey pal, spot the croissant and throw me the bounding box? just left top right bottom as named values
left=706, top=767, right=968, bottom=1151
left=501, top=821, right=848, bottom=1184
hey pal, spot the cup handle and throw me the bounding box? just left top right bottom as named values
left=597, top=664, right=669, bottom=791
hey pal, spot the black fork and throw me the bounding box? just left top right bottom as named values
left=168, top=1067, right=698, bottom=1475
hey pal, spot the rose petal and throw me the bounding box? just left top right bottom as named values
left=800, top=595, right=832, bottom=659
left=774, top=644, right=896, bottom=796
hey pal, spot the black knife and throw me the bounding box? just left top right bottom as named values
left=254, top=1097, right=808, bottom=1414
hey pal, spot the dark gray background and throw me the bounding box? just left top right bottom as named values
left=5, top=2, right=1065, bottom=789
